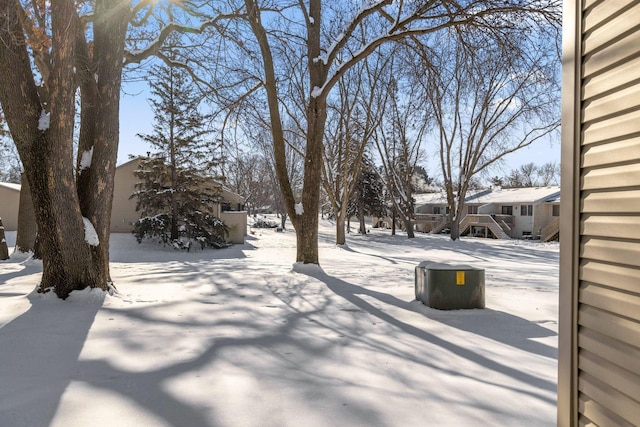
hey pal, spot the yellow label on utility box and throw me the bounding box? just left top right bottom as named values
left=456, top=271, right=465, bottom=285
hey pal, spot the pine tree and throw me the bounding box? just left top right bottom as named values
left=348, top=157, right=386, bottom=234
left=132, top=58, right=227, bottom=250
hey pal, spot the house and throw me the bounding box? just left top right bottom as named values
left=559, top=2, right=640, bottom=425
left=413, top=189, right=491, bottom=234
left=111, top=158, right=247, bottom=244
left=411, top=187, right=560, bottom=240
left=463, top=186, right=561, bottom=240
left=0, top=182, right=20, bottom=231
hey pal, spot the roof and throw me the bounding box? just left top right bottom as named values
left=0, top=182, right=21, bottom=191
left=414, top=192, right=448, bottom=206
left=414, top=189, right=491, bottom=207
left=466, top=186, right=561, bottom=204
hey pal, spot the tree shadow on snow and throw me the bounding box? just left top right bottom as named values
left=64, top=276, right=388, bottom=427
left=342, top=232, right=559, bottom=266
left=0, top=289, right=103, bottom=427
left=108, top=234, right=256, bottom=264
left=299, top=268, right=557, bottom=405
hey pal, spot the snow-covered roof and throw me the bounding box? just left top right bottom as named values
left=414, top=189, right=491, bottom=207
left=0, top=182, right=21, bottom=192
left=467, top=186, right=560, bottom=204
left=413, top=192, right=448, bottom=206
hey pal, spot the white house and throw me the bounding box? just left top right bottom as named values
left=410, top=186, right=560, bottom=240
left=464, top=186, right=561, bottom=240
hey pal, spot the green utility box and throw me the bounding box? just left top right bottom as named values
left=414, top=262, right=485, bottom=310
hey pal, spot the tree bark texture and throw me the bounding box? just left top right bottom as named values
left=336, top=213, right=346, bottom=246
left=16, top=173, right=37, bottom=253
left=0, top=0, right=129, bottom=297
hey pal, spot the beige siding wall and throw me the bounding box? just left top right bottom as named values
left=111, top=160, right=140, bottom=233
left=560, top=0, right=640, bottom=425
left=0, top=186, right=20, bottom=231
left=111, top=159, right=246, bottom=244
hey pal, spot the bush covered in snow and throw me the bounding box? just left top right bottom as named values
left=133, top=212, right=228, bottom=250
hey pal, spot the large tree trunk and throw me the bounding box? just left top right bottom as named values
left=246, top=0, right=326, bottom=265
left=75, top=0, right=129, bottom=283
left=0, top=0, right=129, bottom=297
left=15, top=172, right=37, bottom=253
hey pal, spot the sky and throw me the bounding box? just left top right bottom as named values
left=118, top=82, right=561, bottom=175
left=0, top=217, right=559, bottom=426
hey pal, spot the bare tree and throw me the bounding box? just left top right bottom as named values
left=375, top=75, right=430, bottom=239
left=418, top=28, right=560, bottom=240
left=322, top=54, right=388, bottom=245
left=222, top=0, right=560, bottom=263
left=537, top=161, right=560, bottom=186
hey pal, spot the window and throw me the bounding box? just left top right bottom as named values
left=501, top=206, right=513, bottom=215
left=552, top=205, right=560, bottom=217
left=468, top=205, right=478, bottom=214
left=521, top=205, right=533, bottom=216
left=433, top=207, right=441, bottom=215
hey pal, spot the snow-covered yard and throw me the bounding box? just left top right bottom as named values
left=0, top=218, right=559, bottom=426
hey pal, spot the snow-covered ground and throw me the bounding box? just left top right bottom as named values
left=0, top=218, right=559, bottom=427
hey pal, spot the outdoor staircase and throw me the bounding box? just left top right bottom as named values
left=459, top=214, right=511, bottom=239
left=429, top=216, right=450, bottom=234
left=541, top=217, right=560, bottom=242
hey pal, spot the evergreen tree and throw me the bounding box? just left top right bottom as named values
left=132, top=59, right=227, bottom=250
left=348, top=157, right=387, bottom=234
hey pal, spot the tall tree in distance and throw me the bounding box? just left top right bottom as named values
left=375, top=76, right=429, bottom=239
left=322, top=54, right=388, bottom=245
left=132, top=59, right=226, bottom=249
left=418, top=28, right=560, bottom=240
left=348, top=155, right=386, bottom=235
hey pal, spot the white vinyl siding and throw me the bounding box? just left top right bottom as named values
left=561, top=0, right=640, bottom=425
left=559, top=0, right=640, bottom=426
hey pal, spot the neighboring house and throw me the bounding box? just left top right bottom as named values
left=413, top=189, right=491, bottom=234
left=0, top=182, right=21, bottom=231
left=560, top=2, right=640, bottom=425
left=464, top=186, right=561, bottom=240
left=405, top=186, right=561, bottom=240
left=111, top=158, right=247, bottom=244
left=413, top=192, right=451, bottom=233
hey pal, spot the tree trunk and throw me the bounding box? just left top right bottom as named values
left=280, top=211, right=287, bottom=230
left=404, top=215, right=415, bottom=238
left=0, top=0, right=129, bottom=297
left=246, top=0, right=326, bottom=265
left=0, top=218, right=9, bottom=260
left=16, top=172, right=37, bottom=253
left=450, top=216, right=461, bottom=240
left=336, top=211, right=346, bottom=245
left=358, top=208, right=366, bottom=235
left=391, top=207, right=396, bottom=236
